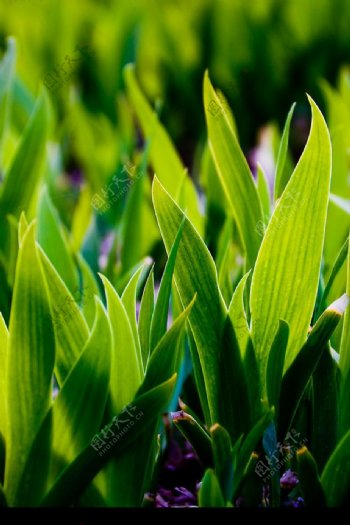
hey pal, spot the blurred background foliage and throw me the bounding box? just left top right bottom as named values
left=0, top=0, right=350, bottom=290
left=2, top=0, right=350, bottom=154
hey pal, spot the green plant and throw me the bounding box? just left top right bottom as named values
left=1, top=33, right=350, bottom=507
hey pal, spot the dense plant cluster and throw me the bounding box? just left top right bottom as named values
left=0, top=0, right=350, bottom=509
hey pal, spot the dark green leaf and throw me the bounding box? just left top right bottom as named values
left=321, top=428, right=350, bottom=507
left=198, top=469, right=225, bottom=507
left=40, top=375, right=177, bottom=507
left=279, top=295, right=348, bottom=438
left=171, top=410, right=213, bottom=467
left=150, top=218, right=185, bottom=351
left=5, top=224, right=55, bottom=505
left=274, top=102, right=296, bottom=200
left=297, top=446, right=326, bottom=507
left=266, top=320, right=289, bottom=413
left=138, top=266, right=155, bottom=368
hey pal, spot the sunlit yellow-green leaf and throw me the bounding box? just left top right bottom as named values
left=204, top=72, right=263, bottom=268
left=100, top=274, right=143, bottom=413
left=152, top=176, right=227, bottom=426
left=5, top=224, right=55, bottom=505
left=251, top=96, right=332, bottom=386
left=38, top=247, right=89, bottom=384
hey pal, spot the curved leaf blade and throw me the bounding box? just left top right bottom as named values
left=251, top=96, right=332, bottom=384
left=5, top=224, right=55, bottom=505
left=152, top=176, right=226, bottom=426
left=204, top=72, right=263, bottom=268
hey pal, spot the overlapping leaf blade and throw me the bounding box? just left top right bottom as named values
left=321, top=429, right=350, bottom=507
left=40, top=375, right=177, bottom=507
left=0, top=37, right=16, bottom=165
left=152, top=176, right=227, bottom=426
left=149, top=218, right=185, bottom=352
left=100, top=275, right=143, bottom=413
left=50, top=300, right=111, bottom=478
left=0, top=90, right=50, bottom=228
left=251, top=97, right=332, bottom=385
left=204, top=72, right=263, bottom=268
left=274, top=102, right=296, bottom=200
left=0, top=314, right=8, bottom=444
left=339, top=235, right=350, bottom=438
left=5, top=224, right=55, bottom=505
left=37, top=188, right=79, bottom=294
left=38, top=248, right=90, bottom=384
left=278, top=295, right=348, bottom=438
left=138, top=267, right=154, bottom=368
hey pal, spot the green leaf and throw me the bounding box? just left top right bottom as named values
left=121, top=265, right=144, bottom=372
left=37, top=187, right=79, bottom=294
left=4, top=224, right=55, bottom=506
left=0, top=257, right=10, bottom=323
left=150, top=218, right=185, bottom=352
left=243, top=336, right=262, bottom=424
left=257, top=164, right=271, bottom=220
left=297, top=446, right=326, bottom=507
left=201, top=144, right=227, bottom=222
left=319, top=236, right=348, bottom=317
left=124, top=64, right=202, bottom=235
left=100, top=274, right=143, bottom=413
left=204, top=72, right=263, bottom=268
left=0, top=432, right=4, bottom=484
left=312, top=346, right=338, bottom=470
left=12, top=414, right=52, bottom=507
left=274, top=102, right=296, bottom=200
left=18, top=212, right=29, bottom=244
left=138, top=267, right=154, bottom=368
left=70, top=186, right=93, bottom=253
left=266, top=320, right=289, bottom=413
left=329, top=193, right=350, bottom=215
left=321, top=429, right=350, bottom=507
left=251, top=96, right=332, bottom=386
left=187, top=330, right=211, bottom=426
left=6, top=215, right=20, bottom=288
left=198, top=469, right=225, bottom=507
left=0, top=38, right=16, bottom=167
left=38, top=247, right=89, bottom=385
left=322, top=82, right=350, bottom=269
left=216, top=217, right=234, bottom=305
left=140, top=297, right=195, bottom=394
left=171, top=411, right=213, bottom=468
left=50, top=300, right=111, bottom=477
left=0, top=314, right=8, bottom=443
left=339, top=236, right=350, bottom=439
left=278, top=295, right=348, bottom=438
left=219, top=317, right=251, bottom=441
left=76, top=253, right=100, bottom=329
left=120, top=169, right=146, bottom=272
left=0, top=90, right=50, bottom=224
left=233, top=409, right=274, bottom=497
left=40, top=375, right=177, bottom=507
left=228, top=271, right=250, bottom=357
left=152, top=176, right=226, bottom=426
left=340, top=236, right=350, bottom=374
left=178, top=175, right=204, bottom=237
left=124, top=64, right=184, bottom=199
left=210, top=423, right=233, bottom=501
